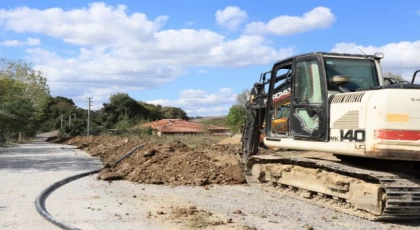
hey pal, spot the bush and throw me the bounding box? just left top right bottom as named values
left=226, top=105, right=247, bottom=133
left=58, top=118, right=103, bottom=136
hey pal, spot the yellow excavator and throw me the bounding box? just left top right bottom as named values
left=241, top=51, right=420, bottom=221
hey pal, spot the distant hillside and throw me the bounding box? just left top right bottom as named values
left=190, top=116, right=227, bottom=127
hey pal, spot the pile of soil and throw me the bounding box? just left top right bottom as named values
left=169, top=206, right=227, bottom=228
left=62, top=135, right=247, bottom=186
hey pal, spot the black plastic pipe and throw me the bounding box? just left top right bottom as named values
left=35, top=143, right=145, bottom=230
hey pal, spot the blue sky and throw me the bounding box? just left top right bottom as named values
left=0, top=1, right=419, bottom=116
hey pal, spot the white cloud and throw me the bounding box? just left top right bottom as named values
left=185, top=106, right=230, bottom=117
left=0, top=2, right=168, bottom=46
left=185, top=21, right=194, bottom=26
left=215, top=6, right=247, bottom=30
left=331, top=41, right=420, bottom=79
left=417, top=10, right=420, bottom=15
left=0, top=3, right=294, bottom=110
left=26, top=38, right=41, bottom=46
left=179, top=89, right=207, bottom=98
left=197, top=69, right=207, bottom=74
left=147, top=88, right=236, bottom=116
left=0, top=37, right=41, bottom=46
left=245, top=7, right=336, bottom=36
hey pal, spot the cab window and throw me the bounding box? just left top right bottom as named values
left=294, top=59, right=322, bottom=104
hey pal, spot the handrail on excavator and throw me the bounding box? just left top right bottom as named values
left=411, top=70, right=420, bottom=84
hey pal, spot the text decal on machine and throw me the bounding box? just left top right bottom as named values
left=331, top=129, right=366, bottom=142
left=339, top=129, right=365, bottom=142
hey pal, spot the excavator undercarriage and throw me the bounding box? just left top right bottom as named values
left=245, top=155, right=420, bottom=220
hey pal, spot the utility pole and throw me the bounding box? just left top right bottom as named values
left=69, top=113, right=71, bottom=128
left=87, top=97, right=92, bottom=136
left=61, top=114, right=63, bottom=129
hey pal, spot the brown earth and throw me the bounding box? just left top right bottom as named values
left=53, top=134, right=331, bottom=187
left=58, top=135, right=253, bottom=186
left=168, top=206, right=229, bottom=228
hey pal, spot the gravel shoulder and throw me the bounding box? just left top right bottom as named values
left=1, top=134, right=419, bottom=230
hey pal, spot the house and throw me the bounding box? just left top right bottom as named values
left=137, top=119, right=230, bottom=136
left=207, top=125, right=231, bottom=136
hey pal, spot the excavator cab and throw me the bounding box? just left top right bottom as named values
left=242, top=52, right=386, bottom=162
left=264, top=52, right=384, bottom=142
left=243, top=52, right=420, bottom=162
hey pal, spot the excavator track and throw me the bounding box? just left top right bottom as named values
left=245, top=155, right=420, bottom=221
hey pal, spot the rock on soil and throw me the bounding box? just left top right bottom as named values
left=61, top=135, right=247, bottom=186
left=97, top=171, right=123, bottom=181
left=223, top=165, right=246, bottom=183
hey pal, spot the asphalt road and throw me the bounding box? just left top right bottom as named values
left=0, top=134, right=176, bottom=230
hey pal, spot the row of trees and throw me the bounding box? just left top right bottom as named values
left=100, top=93, right=187, bottom=131
left=45, top=93, right=188, bottom=136
left=0, top=57, right=189, bottom=144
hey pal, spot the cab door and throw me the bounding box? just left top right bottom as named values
left=289, top=57, right=328, bottom=140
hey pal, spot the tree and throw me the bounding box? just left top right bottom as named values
left=102, top=93, right=145, bottom=127
left=59, top=117, right=101, bottom=136
left=383, top=72, right=410, bottom=85
left=138, top=101, right=162, bottom=120
left=161, top=106, right=188, bottom=120
left=226, top=105, right=247, bottom=133
left=40, top=96, right=77, bottom=131
left=0, top=58, right=50, bottom=122
left=114, top=113, right=133, bottom=131
left=100, top=93, right=189, bottom=129
left=383, top=72, right=405, bottom=81
left=0, top=77, right=36, bottom=143
left=236, top=89, right=251, bottom=107
left=0, top=58, right=51, bottom=143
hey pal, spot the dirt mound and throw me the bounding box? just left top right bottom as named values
left=47, top=135, right=73, bottom=144
left=63, top=135, right=245, bottom=186
left=169, top=206, right=228, bottom=228
left=45, top=136, right=58, bottom=142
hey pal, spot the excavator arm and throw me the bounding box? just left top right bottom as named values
left=240, top=82, right=266, bottom=163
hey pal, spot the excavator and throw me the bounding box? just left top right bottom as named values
left=240, top=51, right=420, bottom=221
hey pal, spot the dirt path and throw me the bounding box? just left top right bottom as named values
left=1, top=134, right=419, bottom=229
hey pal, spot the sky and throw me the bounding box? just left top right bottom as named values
left=0, top=1, right=419, bottom=116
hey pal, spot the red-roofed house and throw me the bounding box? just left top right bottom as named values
left=137, top=119, right=230, bottom=136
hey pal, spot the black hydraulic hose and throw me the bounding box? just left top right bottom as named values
left=35, top=143, right=145, bottom=230
left=112, top=144, right=145, bottom=166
